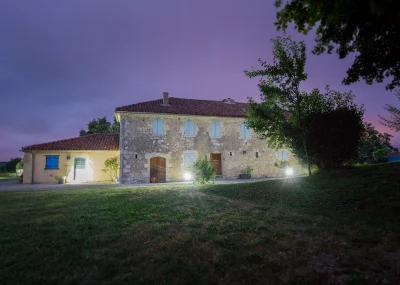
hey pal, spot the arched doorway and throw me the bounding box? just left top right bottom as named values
left=150, top=157, right=166, bottom=183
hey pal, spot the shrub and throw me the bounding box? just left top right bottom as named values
left=102, top=156, right=119, bottom=181
left=192, top=154, right=216, bottom=184
left=242, top=166, right=253, bottom=175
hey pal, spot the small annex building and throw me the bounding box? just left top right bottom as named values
left=21, top=134, right=119, bottom=184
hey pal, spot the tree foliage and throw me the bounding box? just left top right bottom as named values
left=5, top=158, right=22, bottom=172
left=79, top=117, right=120, bottom=136
left=358, top=123, right=398, bottom=164
left=379, top=90, right=400, bottom=132
left=303, top=107, right=364, bottom=169
left=245, top=37, right=364, bottom=172
left=275, top=0, right=400, bottom=90
left=102, top=156, right=119, bottom=180
left=245, top=37, right=310, bottom=174
left=192, top=154, right=216, bottom=184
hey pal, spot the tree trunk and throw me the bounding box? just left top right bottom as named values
left=302, top=138, right=312, bottom=176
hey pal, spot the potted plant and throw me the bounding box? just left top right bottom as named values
left=57, top=175, right=66, bottom=184
left=239, top=166, right=253, bottom=179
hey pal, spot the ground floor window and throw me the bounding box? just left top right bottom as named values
left=45, top=155, right=59, bottom=169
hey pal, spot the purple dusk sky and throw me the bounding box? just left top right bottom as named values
left=0, top=0, right=398, bottom=161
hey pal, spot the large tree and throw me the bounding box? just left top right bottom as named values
left=79, top=117, right=120, bottom=136
left=245, top=37, right=364, bottom=173
left=379, top=90, right=400, bottom=132
left=275, top=0, right=400, bottom=90
left=245, top=37, right=312, bottom=175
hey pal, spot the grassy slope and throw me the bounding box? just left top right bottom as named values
left=0, top=163, right=399, bottom=284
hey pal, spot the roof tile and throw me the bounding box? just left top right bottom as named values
left=115, top=97, right=248, bottom=118
left=22, top=133, right=119, bottom=152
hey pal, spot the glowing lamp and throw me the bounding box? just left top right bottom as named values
left=285, top=167, right=294, bottom=176
left=184, top=172, right=193, bottom=181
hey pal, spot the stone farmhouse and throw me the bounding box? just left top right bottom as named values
left=21, top=92, right=299, bottom=184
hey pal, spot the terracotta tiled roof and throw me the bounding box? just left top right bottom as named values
left=388, top=151, right=400, bottom=156
left=115, top=97, right=249, bottom=118
left=22, top=133, right=119, bottom=152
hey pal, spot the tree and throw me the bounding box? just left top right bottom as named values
left=245, top=37, right=364, bottom=172
left=79, top=117, right=120, bottom=136
left=358, top=122, right=398, bottom=164
left=275, top=0, right=400, bottom=90
left=245, top=37, right=311, bottom=174
left=379, top=90, right=400, bottom=132
left=303, top=106, right=364, bottom=169
left=192, top=154, right=216, bottom=184
left=5, top=158, right=22, bottom=172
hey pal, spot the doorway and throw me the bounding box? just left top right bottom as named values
left=210, top=153, right=222, bottom=175
left=150, top=157, right=166, bottom=183
left=74, top=157, right=86, bottom=181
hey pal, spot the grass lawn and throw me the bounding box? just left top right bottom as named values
left=1, top=164, right=399, bottom=284
left=0, top=172, right=18, bottom=180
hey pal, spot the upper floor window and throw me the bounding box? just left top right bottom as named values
left=184, top=120, right=195, bottom=137
left=277, top=150, right=289, bottom=161
left=240, top=122, right=251, bottom=138
left=210, top=121, right=221, bottom=138
left=45, top=155, right=59, bottom=169
left=183, top=151, right=197, bottom=167
left=152, top=118, right=164, bottom=135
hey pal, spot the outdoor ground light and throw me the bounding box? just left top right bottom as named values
left=285, top=167, right=294, bottom=176
left=184, top=172, right=193, bottom=180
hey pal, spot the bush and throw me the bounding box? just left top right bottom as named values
left=102, top=156, right=119, bottom=181
left=242, top=166, right=253, bottom=175
left=192, top=154, right=216, bottom=184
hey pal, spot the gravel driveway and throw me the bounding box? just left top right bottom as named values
left=0, top=177, right=280, bottom=192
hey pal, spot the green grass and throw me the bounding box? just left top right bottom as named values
left=1, top=163, right=399, bottom=284
left=0, top=172, right=18, bottom=180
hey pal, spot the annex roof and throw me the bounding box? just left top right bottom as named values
left=21, top=133, right=119, bottom=152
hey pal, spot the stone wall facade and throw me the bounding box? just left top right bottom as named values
left=119, top=113, right=301, bottom=183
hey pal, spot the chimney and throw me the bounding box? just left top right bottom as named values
left=222, top=98, right=235, bottom=104
left=163, top=92, right=169, bottom=105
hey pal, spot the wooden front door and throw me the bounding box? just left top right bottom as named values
left=150, top=157, right=166, bottom=183
left=210, top=153, right=222, bottom=175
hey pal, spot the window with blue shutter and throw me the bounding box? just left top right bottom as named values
left=277, top=151, right=289, bottom=161
left=183, top=151, right=197, bottom=167
left=184, top=120, right=195, bottom=136
left=210, top=121, right=221, bottom=138
left=45, top=155, right=59, bottom=169
left=152, top=118, right=164, bottom=134
left=240, top=122, right=251, bottom=138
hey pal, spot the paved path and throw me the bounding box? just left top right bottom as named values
left=0, top=177, right=281, bottom=193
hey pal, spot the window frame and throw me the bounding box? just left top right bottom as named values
left=152, top=118, right=165, bottom=135
left=210, top=121, right=221, bottom=138
left=44, top=155, right=60, bottom=170
left=184, top=120, right=196, bottom=137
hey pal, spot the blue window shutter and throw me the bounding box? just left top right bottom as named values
left=184, top=120, right=195, bottom=136
left=46, top=155, right=59, bottom=169
left=158, top=119, right=164, bottom=134
left=216, top=121, right=221, bottom=137
left=211, top=122, right=215, bottom=137
left=184, top=121, right=189, bottom=135
left=152, top=118, right=158, bottom=134
left=190, top=120, right=195, bottom=135
left=284, top=151, right=288, bottom=160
